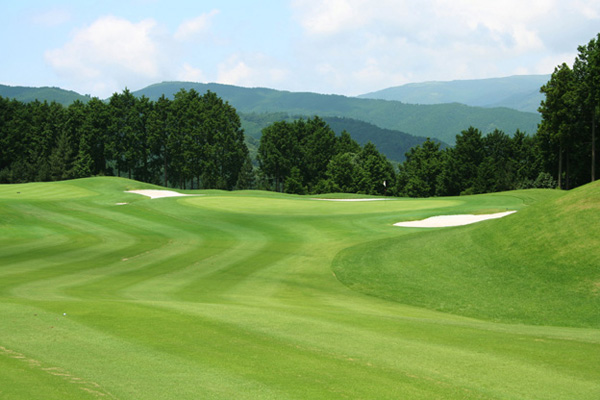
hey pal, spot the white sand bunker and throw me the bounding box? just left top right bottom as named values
left=125, top=190, right=201, bottom=199
left=394, top=211, right=516, bottom=228
left=313, top=198, right=390, bottom=202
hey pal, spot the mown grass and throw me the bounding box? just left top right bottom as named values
left=0, top=177, right=598, bottom=399
left=333, top=182, right=600, bottom=328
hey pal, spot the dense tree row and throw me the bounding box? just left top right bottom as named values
left=257, top=117, right=395, bottom=195
left=396, top=127, right=553, bottom=197
left=0, top=89, right=250, bottom=189
left=537, top=33, right=600, bottom=189
left=2, top=34, right=597, bottom=197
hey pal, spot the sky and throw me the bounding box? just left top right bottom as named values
left=2, top=0, right=600, bottom=98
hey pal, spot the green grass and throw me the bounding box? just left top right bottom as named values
left=333, top=184, right=600, bottom=328
left=1, top=177, right=598, bottom=399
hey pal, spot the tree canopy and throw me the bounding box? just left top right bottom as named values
left=0, top=89, right=249, bottom=190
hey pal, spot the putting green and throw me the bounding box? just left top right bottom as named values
left=0, top=177, right=598, bottom=399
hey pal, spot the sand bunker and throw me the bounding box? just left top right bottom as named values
left=313, top=198, right=389, bottom=202
left=125, top=190, right=200, bottom=199
left=394, top=211, right=516, bottom=228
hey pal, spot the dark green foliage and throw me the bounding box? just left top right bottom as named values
left=241, top=112, right=436, bottom=164
left=258, top=117, right=396, bottom=195
left=326, top=152, right=361, bottom=193
left=396, top=127, right=551, bottom=197
left=399, top=138, right=443, bottom=197
left=355, top=143, right=396, bottom=195
left=0, top=90, right=250, bottom=189
left=284, top=166, right=306, bottom=195
left=257, top=120, right=298, bottom=192
left=134, top=81, right=541, bottom=146
left=536, top=33, right=600, bottom=189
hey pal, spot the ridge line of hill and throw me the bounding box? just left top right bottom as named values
left=1, top=80, right=542, bottom=146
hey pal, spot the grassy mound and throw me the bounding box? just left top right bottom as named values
left=1, top=177, right=599, bottom=399
left=333, top=181, right=600, bottom=327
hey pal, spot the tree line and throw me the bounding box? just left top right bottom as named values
left=0, top=88, right=251, bottom=189
left=537, top=33, right=600, bottom=189
left=2, top=33, right=598, bottom=196
left=257, top=117, right=395, bottom=195
left=257, top=119, right=554, bottom=197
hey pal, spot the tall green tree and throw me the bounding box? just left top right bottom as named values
left=325, top=152, right=362, bottom=193
left=474, top=129, right=514, bottom=193
left=84, top=97, right=110, bottom=175
left=48, top=128, right=73, bottom=181
left=108, top=88, right=140, bottom=179
left=201, top=91, right=248, bottom=190
left=147, top=94, right=174, bottom=186
left=539, top=63, right=578, bottom=189
left=299, top=116, right=337, bottom=190
left=400, top=138, right=443, bottom=197
left=257, top=120, right=299, bottom=192
left=573, top=33, right=600, bottom=182
left=356, top=142, right=396, bottom=195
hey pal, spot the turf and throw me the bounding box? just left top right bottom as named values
left=0, top=177, right=598, bottom=399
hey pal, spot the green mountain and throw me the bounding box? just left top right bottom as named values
left=240, top=112, right=443, bottom=163
left=134, top=81, right=541, bottom=145
left=0, top=84, right=90, bottom=105
left=322, top=116, right=447, bottom=162
left=359, top=75, right=550, bottom=113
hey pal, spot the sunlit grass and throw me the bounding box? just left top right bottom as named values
left=1, top=177, right=598, bottom=399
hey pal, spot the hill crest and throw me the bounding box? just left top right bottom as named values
left=358, top=74, right=550, bottom=113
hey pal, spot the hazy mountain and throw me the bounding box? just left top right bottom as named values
left=0, top=84, right=90, bottom=106
left=0, top=81, right=542, bottom=147
left=358, top=75, right=550, bottom=113
left=135, top=82, right=541, bottom=145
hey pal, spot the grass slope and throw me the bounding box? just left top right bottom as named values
left=334, top=183, right=600, bottom=327
left=1, top=177, right=598, bottom=399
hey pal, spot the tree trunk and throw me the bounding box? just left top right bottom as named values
left=558, top=144, right=563, bottom=189
left=164, top=155, right=168, bottom=188
left=566, top=150, right=570, bottom=190
left=592, top=108, right=596, bottom=182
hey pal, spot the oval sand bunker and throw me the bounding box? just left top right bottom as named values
left=125, top=190, right=201, bottom=199
left=394, top=211, right=516, bottom=228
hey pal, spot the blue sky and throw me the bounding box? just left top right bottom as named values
left=2, top=0, right=600, bottom=98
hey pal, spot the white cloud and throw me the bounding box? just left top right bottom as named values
left=174, top=10, right=219, bottom=41
left=45, top=16, right=172, bottom=97
left=178, top=63, right=205, bottom=82
left=217, top=53, right=289, bottom=88
left=292, top=0, right=368, bottom=35
left=289, top=0, right=600, bottom=94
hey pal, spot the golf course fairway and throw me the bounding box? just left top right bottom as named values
left=1, top=177, right=598, bottom=399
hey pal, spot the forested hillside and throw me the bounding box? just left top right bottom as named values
left=240, top=113, right=441, bottom=163
left=0, top=84, right=90, bottom=106
left=134, top=82, right=540, bottom=145
left=359, top=75, right=549, bottom=113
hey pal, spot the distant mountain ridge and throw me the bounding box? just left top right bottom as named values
left=0, top=79, right=543, bottom=146
left=134, top=81, right=541, bottom=145
left=239, top=112, right=445, bottom=163
left=0, top=84, right=89, bottom=106
left=358, top=75, right=550, bottom=113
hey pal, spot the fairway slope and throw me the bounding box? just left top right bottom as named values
left=1, top=178, right=599, bottom=399
left=334, top=181, right=600, bottom=327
